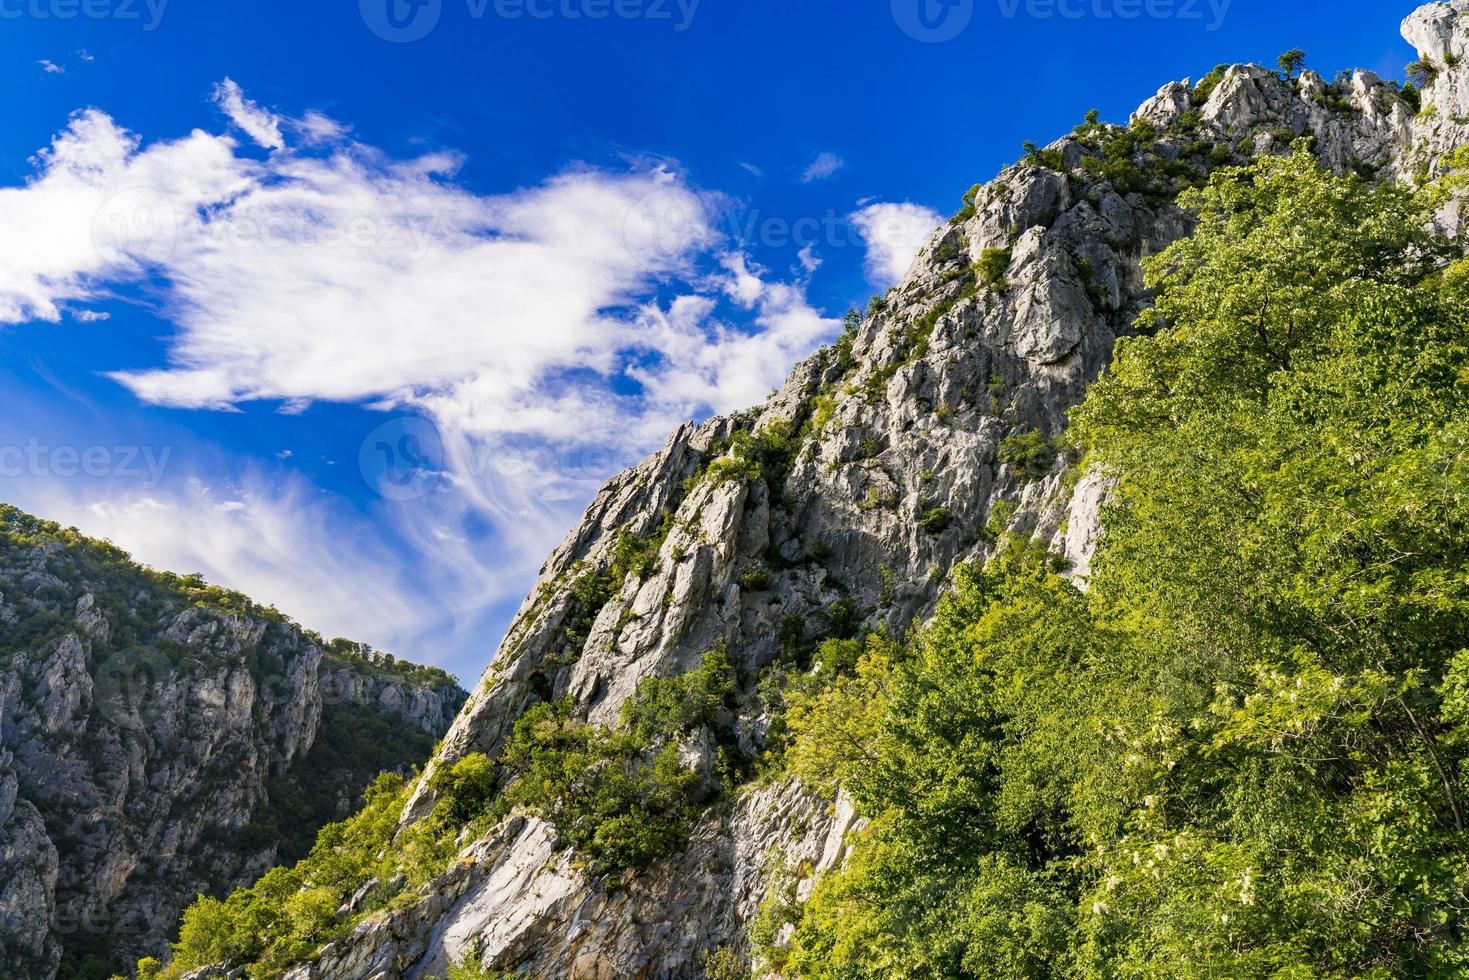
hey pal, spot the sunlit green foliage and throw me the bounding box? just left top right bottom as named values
left=488, top=651, right=737, bottom=873
left=1192, top=63, right=1230, bottom=105
left=998, top=429, right=1056, bottom=480
left=492, top=699, right=706, bottom=872
left=159, top=773, right=440, bottom=980
left=768, top=148, right=1469, bottom=977
left=1277, top=48, right=1306, bottom=79
left=975, top=247, right=1012, bottom=290
left=705, top=418, right=801, bottom=489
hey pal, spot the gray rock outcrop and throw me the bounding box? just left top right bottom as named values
left=0, top=512, right=467, bottom=977
left=155, top=4, right=1469, bottom=977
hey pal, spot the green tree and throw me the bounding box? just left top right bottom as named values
left=772, top=147, right=1469, bottom=978
left=1277, top=48, right=1306, bottom=78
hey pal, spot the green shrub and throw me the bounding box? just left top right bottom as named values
left=779, top=615, right=806, bottom=659
left=999, top=429, right=1057, bottom=480
left=700, top=946, right=752, bottom=980
left=975, top=247, right=1012, bottom=290
left=428, top=753, right=497, bottom=826
left=1402, top=81, right=1422, bottom=113
left=621, top=650, right=736, bottom=742
left=1021, top=140, right=1066, bottom=171
left=494, top=699, right=706, bottom=873
left=918, top=505, right=952, bottom=535
left=809, top=393, right=840, bottom=434
left=1407, top=58, right=1439, bottom=88
left=446, top=946, right=514, bottom=979
left=705, top=419, right=801, bottom=492
left=951, top=183, right=982, bottom=224
left=1191, top=63, right=1229, bottom=105
left=738, top=565, right=772, bottom=592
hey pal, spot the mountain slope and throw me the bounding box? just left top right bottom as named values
left=163, top=3, right=1469, bottom=977
left=0, top=505, right=466, bottom=979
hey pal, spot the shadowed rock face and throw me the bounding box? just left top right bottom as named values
left=0, top=510, right=466, bottom=978
left=148, top=5, right=1469, bottom=977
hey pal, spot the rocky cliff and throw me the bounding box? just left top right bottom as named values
left=172, top=4, right=1469, bottom=978
left=0, top=506, right=467, bottom=979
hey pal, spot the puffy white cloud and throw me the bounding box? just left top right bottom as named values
left=0, top=109, right=246, bottom=324
left=849, top=201, right=943, bottom=287
left=628, top=271, right=834, bottom=422
left=801, top=152, right=845, bottom=183
left=212, top=78, right=285, bottom=150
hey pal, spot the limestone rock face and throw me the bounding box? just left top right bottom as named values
left=148, top=5, right=1469, bottom=977
left=0, top=751, right=60, bottom=980
left=1404, top=1, right=1469, bottom=236
left=0, top=514, right=467, bottom=977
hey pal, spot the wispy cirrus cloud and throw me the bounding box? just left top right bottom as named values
left=801, top=152, right=846, bottom=183
left=212, top=78, right=285, bottom=150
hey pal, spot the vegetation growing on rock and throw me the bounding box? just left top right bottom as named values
left=763, top=148, right=1469, bottom=978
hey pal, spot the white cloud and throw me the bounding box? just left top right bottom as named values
left=293, top=110, right=349, bottom=145
left=801, top=152, right=845, bottom=183
left=73, top=309, right=111, bottom=322
left=628, top=272, right=835, bottom=420
left=721, top=252, right=766, bottom=308
left=0, top=85, right=844, bottom=669
left=0, top=109, right=246, bottom=324
left=212, top=78, right=285, bottom=150
left=37, top=59, right=65, bottom=75
left=10, top=474, right=432, bottom=656
left=797, top=244, right=821, bottom=275
left=0, top=95, right=826, bottom=451
left=850, top=201, right=944, bottom=287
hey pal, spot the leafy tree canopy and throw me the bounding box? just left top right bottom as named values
left=770, top=147, right=1469, bottom=978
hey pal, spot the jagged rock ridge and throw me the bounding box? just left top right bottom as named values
left=0, top=506, right=467, bottom=978
left=184, top=4, right=1469, bottom=977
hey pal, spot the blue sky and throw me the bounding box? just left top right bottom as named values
left=0, top=0, right=1421, bottom=683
